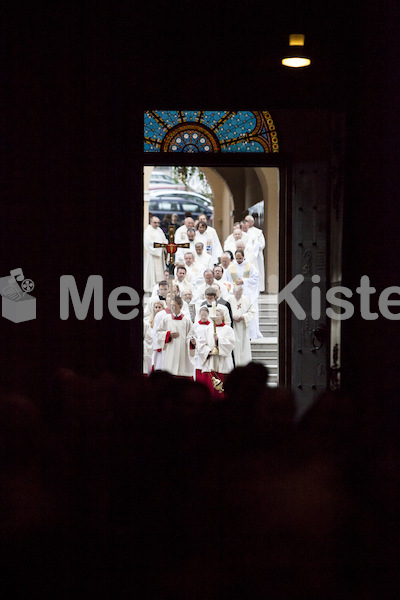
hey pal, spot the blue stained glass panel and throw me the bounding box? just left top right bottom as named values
left=223, top=141, right=265, bottom=152
left=201, top=111, right=231, bottom=128
left=143, top=110, right=279, bottom=153
left=181, top=110, right=201, bottom=122
left=156, top=110, right=181, bottom=129
left=144, top=141, right=160, bottom=152
left=216, top=112, right=257, bottom=141
left=144, top=113, right=168, bottom=141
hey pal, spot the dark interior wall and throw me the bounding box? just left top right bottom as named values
left=341, top=1, right=400, bottom=399
left=0, top=7, right=141, bottom=399
left=1, top=1, right=399, bottom=404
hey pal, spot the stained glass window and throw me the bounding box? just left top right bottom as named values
left=144, top=110, right=279, bottom=153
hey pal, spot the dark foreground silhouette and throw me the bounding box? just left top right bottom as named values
left=1, top=364, right=399, bottom=599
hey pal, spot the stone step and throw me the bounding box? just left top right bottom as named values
left=260, top=329, right=278, bottom=337
left=251, top=353, right=278, bottom=363
left=251, top=346, right=278, bottom=355
left=250, top=361, right=278, bottom=376
left=259, top=327, right=278, bottom=334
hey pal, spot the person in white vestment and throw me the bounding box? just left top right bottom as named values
left=197, top=214, right=223, bottom=259
left=235, top=238, right=256, bottom=265
left=194, top=242, right=214, bottom=271
left=143, top=320, right=153, bottom=375
left=197, top=308, right=235, bottom=391
left=224, top=222, right=249, bottom=248
left=181, top=289, right=196, bottom=322
left=230, top=285, right=256, bottom=366
left=193, top=269, right=215, bottom=306
left=213, top=264, right=232, bottom=297
left=144, top=280, right=168, bottom=317
left=196, top=287, right=231, bottom=326
left=180, top=251, right=204, bottom=288
left=220, top=252, right=233, bottom=271
left=211, top=283, right=233, bottom=323
left=174, top=265, right=194, bottom=295
left=225, top=249, right=262, bottom=339
left=143, top=216, right=167, bottom=292
left=193, top=306, right=212, bottom=380
left=152, top=295, right=171, bottom=371
left=175, top=227, right=197, bottom=263
left=244, top=214, right=266, bottom=292
left=157, top=296, right=196, bottom=377
left=149, top=280, right=168, bottom=301
left=223, top=228, right=250, bottom=257
left=174, top=216, right=195, bottom=245
left=144, top=299, right=167, bottom=373
left=195, top=221, right=222, bottom=264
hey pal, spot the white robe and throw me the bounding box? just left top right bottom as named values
left=247, top=225, right=266, bottom=292
left=197, top=323, right=235, bottom=374
left=157, top=313, right=196, bottom=377
left=224, top=231, right=249, bottom=247
left=152, top=308, right=169, bottom=370
left=194, top=251, right=214, bottom=271
left=193, top=320, right=212, bottom=375
left=143, top=225, right=167, bottom=292
left=144, top=293, right=166, bottom=318
left=174, top=225, right=191, bottom=244
left=193, top=280, right=215, bottom=306
left=230, top=295, right=256, bottom=366
left=212, top=279, right=230, bottom=300
left=175, top=240, right=197, bottom=264
left=182, top=262, right=204, bottom=288
left=174, top=278, right=194, bottom=296
left=201, top=225, right=223, bottom=259
left=225, top=259, right=262, bottom=339
left=195, top=228, right=222, bottom=264
left=143, top=320, right=153, bottom=375
left=224, top=236, right=256, bottom=265
left=195, top=301, right=231, bottom=327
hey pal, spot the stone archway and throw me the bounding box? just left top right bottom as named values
left=200, top=166, right=279, bottom=294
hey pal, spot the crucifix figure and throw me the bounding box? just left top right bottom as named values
left=154, top=225, right=190, bottom=294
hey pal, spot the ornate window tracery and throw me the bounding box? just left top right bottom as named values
left=144, top=110, right=279, bottom=153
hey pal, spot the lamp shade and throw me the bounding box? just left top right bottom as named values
left=282, top=34, right=311, bottom=68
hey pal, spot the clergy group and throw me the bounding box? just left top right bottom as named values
left=143, top=212, right=266, bottom=389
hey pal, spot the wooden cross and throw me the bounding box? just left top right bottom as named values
left=154, top=225, right=190, bottom=295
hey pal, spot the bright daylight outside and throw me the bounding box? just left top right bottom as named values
left=143, top=165, right=279, bottom=394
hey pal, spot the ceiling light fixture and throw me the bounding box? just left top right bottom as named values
left=282, top=34, right=311, bottom=68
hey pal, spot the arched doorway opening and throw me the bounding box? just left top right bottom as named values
left=143, top=163, right=281, bottom=384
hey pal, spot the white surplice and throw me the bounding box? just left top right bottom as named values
left=152, top=308, right=169, bottom=370
left=247, top=225, right=266, bottom=292
left=197, top=322, right=235, bottom=374
left=194, top=251, right=214, bottom=272
left=230, top=294, right=256, bottom=366
left=143, top=224, right=167, bottom=292
left=195, top=228, right=222, bottom=264
left=143, top=320, right=153, bottom=375
left=157, top=313, right=196, bottom=377
left=225, top=259, right=262, bottom=339
left=193, top=319, right=212, bottom=377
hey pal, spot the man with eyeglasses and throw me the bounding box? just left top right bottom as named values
left=143, top=215, right=168, bottom=292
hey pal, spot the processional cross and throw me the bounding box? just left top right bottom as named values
left=154, top=225, right=190, bottom=294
